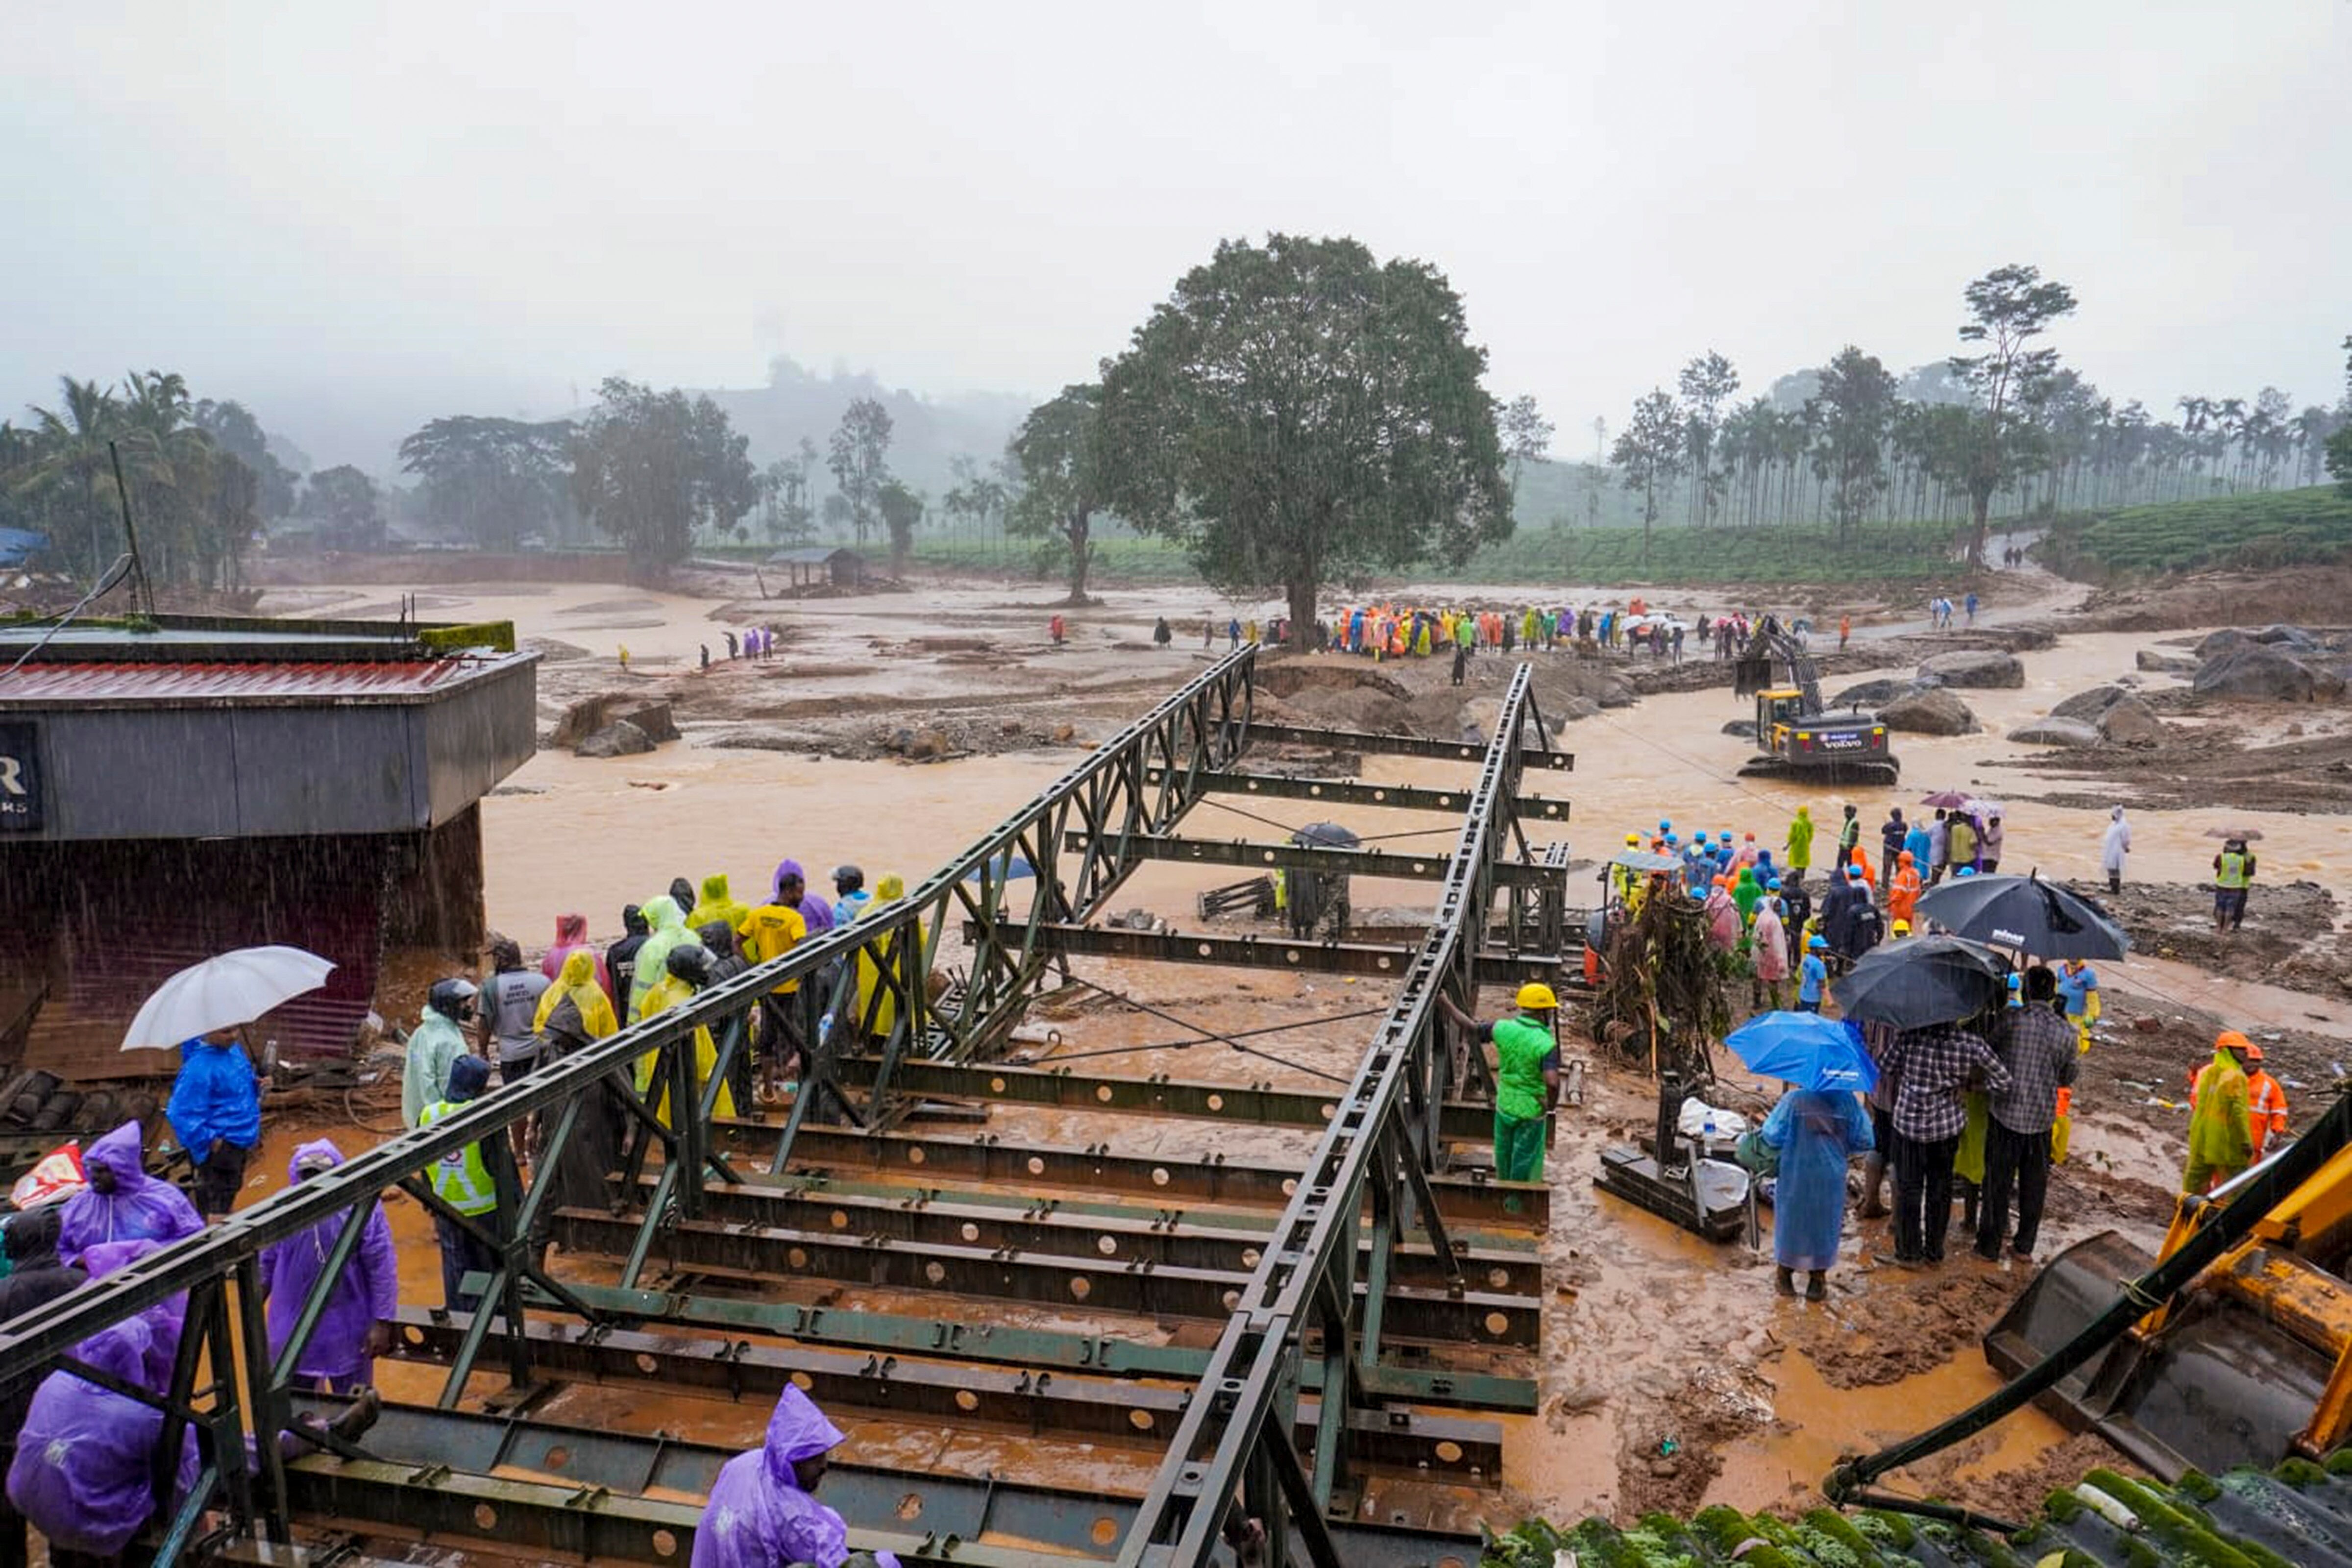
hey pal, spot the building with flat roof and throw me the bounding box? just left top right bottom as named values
left=0, top=613, right=537, bottom=1081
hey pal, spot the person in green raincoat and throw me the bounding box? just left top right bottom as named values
left=1438, top=986, right=1560, bottom=1199
left=687, top=873, right=751, bottom=939
left=2183, top=1031, right=2256, bottom=1193
left=1785, top=806, right=1815, bottom=880
left=1731, top=866, right=1763, bottom=928
left=626, top=896, right=698, bottom=1022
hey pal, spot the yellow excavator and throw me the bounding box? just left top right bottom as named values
left=1731, top=618, right=1898, bottom=786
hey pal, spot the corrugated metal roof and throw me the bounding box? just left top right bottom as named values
left=0, top=656, right=523, bottom=708
left=765, top=546, right=864, bottom=565
left=1488, top=1458, right=2352, bottom=1567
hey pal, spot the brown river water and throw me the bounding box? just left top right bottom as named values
left=265, top=572, right=2338, bottom=1534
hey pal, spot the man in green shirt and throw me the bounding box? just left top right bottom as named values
left=1439, top=984, right=1562, bottom=1191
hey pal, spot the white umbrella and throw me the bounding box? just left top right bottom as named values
left=120, top=945, right=336, bottom=1052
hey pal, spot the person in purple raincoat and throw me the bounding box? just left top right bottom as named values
left=258, top=1140, right=398, bottom=1394
left=692, top=1385, right=899, bottom=1568
left=6, top=1317, right=199, bottom=1562
left=57, top=1122, right=201, bottom=1268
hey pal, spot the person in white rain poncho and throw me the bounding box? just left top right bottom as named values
left=400, top=978, right=477, bottom=1129
left=2101, top=806, right=2132, bottom=894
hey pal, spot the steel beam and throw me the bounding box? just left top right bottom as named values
left=281, top=1397, right=1481, bottom=1568
left=712, top=1119, right=1550, bottom=1228
left=608, top=1173, right=1541, bottom=1294
left=1246, top=719, right=1573, bottom=770
left=386, top=1310, right=1501, bottom=1479
left=839, top=1054, right=1547, bottom=1146
left=1142, top=766, right=1569, bottom=821
left=969, top=919, right=1575, bottom=988
left=1064, top=829, right=1565, bottom=888
left=502, top=1279, right=1538, bottom=1413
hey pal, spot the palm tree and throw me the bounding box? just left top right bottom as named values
left=24, top=376, right=123, bottom=579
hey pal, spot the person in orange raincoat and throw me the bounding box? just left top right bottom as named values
left=1886, top=850, right=1922, bottom=929
left=1846, top=842, right=1875, bottom=889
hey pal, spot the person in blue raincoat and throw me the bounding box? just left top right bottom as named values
left=166, top=1026, right=263, bottom=1218
left=56, top=1121, right=201, bottom=1266
left=1759, top=1084, right=1873, bottom=1301
left=692, top=1385, right=901, bottom=1568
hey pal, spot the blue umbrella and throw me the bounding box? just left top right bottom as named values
left=962, top=851, right=1035, bottom=882
left=1724, top=1011, right=1878, bottom=1094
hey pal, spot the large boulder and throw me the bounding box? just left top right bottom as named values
left=1721, top=719, right=1758, bottom=739
left=1918, top=649, right=2024, bottom=689
left=2096, top=695, right=2169, bottom=748
left=1831, top=678, right=1917, bottom=710
left=2194, top=644, right=2347, bottom=703
left=2050, top=685, right=2126, bottom=722
left=2195, top=628, right=2253, bottom=661
left=615, top=700, right=681, bottom=743
left=2253, top=624, right=2322, bottom=649
left=1878, top=687, right=1979, bottom=736
left=553, top=693, right=680, bottom=749
left=2135, top=649, right=2197, bottom=675
left=575, top=719, right=655, bottom=758
left=2008, top=718, right=2102, bottom=748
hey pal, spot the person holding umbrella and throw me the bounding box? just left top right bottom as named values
left=166, top=1025, right=263, bottom=1219
left=1877, top=1018, right=2009, bottom=1265
left=1727, top=1013, right=1875, bottom=1301
left=2213, top=836, right=2257, bottom=934
left=1437, top=986, right=1561, bottom=1191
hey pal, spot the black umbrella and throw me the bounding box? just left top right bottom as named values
left=1912, top=872, right=2130, bottom=960
left=1832, top=935, right=2010, bottom=1030
left=1293, top=822, right=1361, bottom=850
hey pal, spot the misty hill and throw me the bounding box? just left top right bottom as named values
left=701, top=357, right=1034, bottom=499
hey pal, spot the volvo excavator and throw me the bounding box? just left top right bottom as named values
left=1730, top=617, right=1899, bottom=785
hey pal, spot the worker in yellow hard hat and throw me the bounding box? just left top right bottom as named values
left=1438, top=983, right=1561, bottom=1198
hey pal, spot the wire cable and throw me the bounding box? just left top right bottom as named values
left=1061, top=977, right=1353, bottom=1084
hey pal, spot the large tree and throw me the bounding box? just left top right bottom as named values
left=1096, top=234, right=1511, bottom=647
left=826, top=397, right=894, bottom=547
left=1004, top=383, right=1109, bottom=603
left=193, top=398, right=297, bottom=519
left=1610, top=390, right=1685, bottom=565
left=1675, top=352, right=1740, bottom=525
left=1499, top=394, right=1555, bottom=520
left=397, top=416, right=575, bottom=549
left=302, top=465, right=384, bottom=551
left=875, top=478, right=924, bottom=576
left=1807, top=346, right=1898, bottom=539
left=1951, top=264, right=2076, bottom=564
left=568, top=376, right=756, bottom=573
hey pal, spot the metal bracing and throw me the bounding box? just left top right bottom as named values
left=959, top=918, right=1576, bottom=986
left=1142, top=765, right=1570, bottom=821
left=1115, top=664, right=1548, bottom=1568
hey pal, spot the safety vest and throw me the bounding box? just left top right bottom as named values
left=418, top=1100, right=498, bottom=1216
left=2216, top=852, right=2249, bottom=889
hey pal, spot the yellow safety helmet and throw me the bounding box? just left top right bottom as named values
left=1624, top=832, right=1641, bottom=846
left=1516, top=983, right=1558, bottom=1011
left=1891, top=919, right=1911, bottom=935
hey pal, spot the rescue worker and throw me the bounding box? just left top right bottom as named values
left=741, top=880, right=810, bottom=1104
left=1878, top=808, right=1907, bottom=893
left=534, top=948, right=619, bottom=1040
left=626, top=895, right=697, bottom=1023
left=2213, top=837, right=2255, bottom=933
left=166, top=1023, right=264, bottom=1218
left=400, top=977, right=478, bottom=1130
left=479, top=934, right=551, bottom=1087
left=418, top=1054, right=502, bottom=1313
left=56, top=1121, right=201, bottom=1266
left=1751, top=893, right=1790, bottom=1010
left=1435, top=985, right=1561, bottom=1191
left=1785, top=805, right=1815, bottom=880
left=692, top=1385, right=902, bottom=1568
left=2055, top=957, right=2099, bottom=1053
left=1796, top=934, right=1830, bottom=1013
left=831, top=865, right=871, bottom=929
left=850, top=875, right=910, bottom=1044
left=688, top=872, right=752, bottom=937
left=2191, top=1037, right=2289, bottom=1161
left=637, top=944, right=737, bottom=1125
left=1731, top=865, right=1763, bottom=928
left=1886, top=850, right=1922, bottom=931
left=1836, top=803, right=1862, bottom=870
left=2182, top=1032, right=2255, bottom=1194
left=257, top=1139, right=397, bottom=1393
left=1703, top=876, right=1740, bottom=953
left=606, top=904, right=651, bottom=1003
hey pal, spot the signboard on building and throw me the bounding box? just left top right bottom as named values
left=0, top=723, right=40, bottom=832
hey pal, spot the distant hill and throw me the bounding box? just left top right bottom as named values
left=701, top=357, right=1034, bottom=501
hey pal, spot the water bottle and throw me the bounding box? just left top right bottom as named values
left=1702, top=1112, right=1718, bottom=1149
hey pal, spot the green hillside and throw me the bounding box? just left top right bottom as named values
left=2040, top=486, right=2352, bottom=576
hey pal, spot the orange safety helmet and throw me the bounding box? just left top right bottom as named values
left=2216, top=1030, right=2256, bottom=1059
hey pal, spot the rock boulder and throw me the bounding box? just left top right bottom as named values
left=555, top=693, right=679, bottom=749
left=1831, top=678, right=1917, bottom=710
left=2194, top=628, right=2253, bottom=661
left=2050, top=686, right=2126, bottom=722
left=2008, top=718, right=2102, bottom=748
left=1917, top=649, right=2024, bottom=689
left=575, top=719, right=655, bottom=758
left=2194, top=644, right=2346, bottom=703
left=2135, top=649, right=2197, bottom=675
left=2096, top=695, right=2169, bottom=748
left=1878, top=688, right=1979, bottom=736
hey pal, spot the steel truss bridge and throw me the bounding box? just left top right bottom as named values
left=0, top=649, right=1580, bottom=1568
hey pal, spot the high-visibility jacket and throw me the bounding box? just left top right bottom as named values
left=418, top=1100, right=497, bottom=1216
left=2193, top=1063, right=2289, bottom=1157
left=2216, top=852, right=2250, bottom=889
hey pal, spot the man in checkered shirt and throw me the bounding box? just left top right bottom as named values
left=1880, top=1018, right=2010, bottom=1264
left=1977, top=966, right=2078, bottom=1262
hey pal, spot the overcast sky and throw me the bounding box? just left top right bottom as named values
left=6, top=0, right=2346, bottom=468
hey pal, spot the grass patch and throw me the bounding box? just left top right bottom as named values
left=2041, top=487, right=2352, bottom=577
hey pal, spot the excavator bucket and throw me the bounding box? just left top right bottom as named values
left=1732, top=651, right=1775, bottom=697
left=1987, top=1228, right=2339, bottom=1480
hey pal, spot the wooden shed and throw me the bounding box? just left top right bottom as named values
left=763, top=546, right=867, bottom=594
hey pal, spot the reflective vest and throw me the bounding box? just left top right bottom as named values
left=2216, top=852, right=2249, bottom=889
left=418, top=1100, right=497, bottom=1216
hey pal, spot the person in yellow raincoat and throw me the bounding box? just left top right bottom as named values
left=2182, top=1031, right=2254, bottom=1193
left=850, top=875, right=911, bottom=1043
left=688, top=872, right=751, bottom=937
left=534, top=949, right=619, bottom=1040
left=636, top=945, right=736, bottom=1126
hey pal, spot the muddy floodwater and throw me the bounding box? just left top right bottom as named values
left=267, top=566, right=2317, bottom=1535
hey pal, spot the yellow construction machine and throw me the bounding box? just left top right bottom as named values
left=1983, top=1094, right=2352, bottom=1480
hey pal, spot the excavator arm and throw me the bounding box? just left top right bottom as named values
left=1731, top=621, right=1822, bottom=711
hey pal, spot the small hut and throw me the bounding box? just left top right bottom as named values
left=763, top=546, right=867, bottom=595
